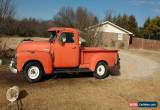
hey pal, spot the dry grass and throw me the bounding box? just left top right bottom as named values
left=0, top=65, right=9, bottom=71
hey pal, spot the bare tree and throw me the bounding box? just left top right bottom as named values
left=53, top=6, right=99, bottom=30
left=104, top=9, right=114, bottom=22
left=0, top=0, right=16, bottom=34
left=0, top=0, right=15, bottom=20
left=76, top=7, right=98, bottom=31
left=53, top=7, right=75, bottom=27
left=80, top=26, right=103, bottom=47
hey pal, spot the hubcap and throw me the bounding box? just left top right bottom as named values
left=28, top=66, right=40, bottom=79
left=97, top=65, right=105, bottom=76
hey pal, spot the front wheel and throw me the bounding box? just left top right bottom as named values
left=93, top=62, right=109, bottom=79
left=23, top=62, right=44, bottom=83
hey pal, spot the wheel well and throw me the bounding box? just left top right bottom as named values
left=96, top=60, right=108, bottom=66
left=22, top=60, right=43, bottom=71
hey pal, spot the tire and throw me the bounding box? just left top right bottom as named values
left=93, top=62, right=109, bottom=79
left=23, top=62, right=44, bottom=83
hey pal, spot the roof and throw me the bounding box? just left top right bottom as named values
left=48, top=27, right=86, bottom=42
left=48, top=27, right=78, bottom=32
left=88, top=21, right=133, bottom=35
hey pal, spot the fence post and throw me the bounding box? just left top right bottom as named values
left=142, top=38, right=144, bottom=49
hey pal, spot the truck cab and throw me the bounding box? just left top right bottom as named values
left=10, top=27, right=120, bottom=83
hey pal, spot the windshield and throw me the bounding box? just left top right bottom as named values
left=49, top=31, right=57, bottom=42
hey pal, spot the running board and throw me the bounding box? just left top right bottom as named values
left=54, top=68, right=92, bottom=73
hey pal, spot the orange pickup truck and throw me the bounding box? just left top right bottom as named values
left=9, top=27, right=120, bottom=83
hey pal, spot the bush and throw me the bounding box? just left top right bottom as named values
left=0, top=18, right=50, bottom=37
left=119, top=42, right=125, bottom=49
left=0, top=39, right=15, bottom=58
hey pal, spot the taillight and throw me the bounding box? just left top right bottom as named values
left=115, top=53, right=120, bottom=65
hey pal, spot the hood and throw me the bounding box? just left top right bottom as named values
left=17, top=40, right=50, bottom=52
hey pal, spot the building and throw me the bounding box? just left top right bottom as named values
left=88, top=21, right=133, bottom=48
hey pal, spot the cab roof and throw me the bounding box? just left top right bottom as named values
left=48, top=27, right=78, bottom=32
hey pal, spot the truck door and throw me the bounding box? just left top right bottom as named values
left=53, top=32, right=79, bottom=68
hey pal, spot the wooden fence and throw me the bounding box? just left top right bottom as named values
left=130, top=38, right=160, bottom=51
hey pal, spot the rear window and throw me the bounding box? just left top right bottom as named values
left=60, top=32, right=74, bottom=43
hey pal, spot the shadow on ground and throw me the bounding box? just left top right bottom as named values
left=0, top=69, right=121, bottom=84
left=43, top=72, right=93, bottom=81
left=43, top=70, right=121, bottom=82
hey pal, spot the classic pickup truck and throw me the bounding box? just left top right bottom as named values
left=9, top=27, right=120, bottom=83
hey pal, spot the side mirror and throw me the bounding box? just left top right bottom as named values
left=61, top=36, right=66, bottom=43
left=59, top=34, right=66, bottom=44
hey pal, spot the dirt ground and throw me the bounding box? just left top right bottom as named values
left=0, top=49, right=160, bottom=110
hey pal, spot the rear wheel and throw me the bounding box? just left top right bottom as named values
left=93, top=62, right=109, bottom=79
left=23, top=62, right=44, bottom=83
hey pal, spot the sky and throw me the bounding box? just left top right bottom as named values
left=15, top=0, right=160, bottom=26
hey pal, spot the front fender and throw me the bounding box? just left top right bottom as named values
left=90, top=53, right=115, bottom=71
left=17, top=51, right=53, bottom=74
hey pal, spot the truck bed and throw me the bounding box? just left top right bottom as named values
left=80, top=47, right=118, bottom=69
left=81, top=47, right=118, bottom=52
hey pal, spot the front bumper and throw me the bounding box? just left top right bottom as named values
left=9, top=58, right=17, bottom=74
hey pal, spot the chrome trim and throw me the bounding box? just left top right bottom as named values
left=9, top=58, right=17, bottom=74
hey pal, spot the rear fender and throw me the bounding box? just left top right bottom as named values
left=90, top=53, right=115, bottom=71
left=17, top=51, right=53, bottom=74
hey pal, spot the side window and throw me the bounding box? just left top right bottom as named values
left=60, top=32, right=74, bottom=43
left=49, top=31, right=57, bottom=42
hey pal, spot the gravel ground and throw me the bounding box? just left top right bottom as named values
left=120, top=51, right=159, bottom=79
left=0, top=49, right=160, bottom=110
